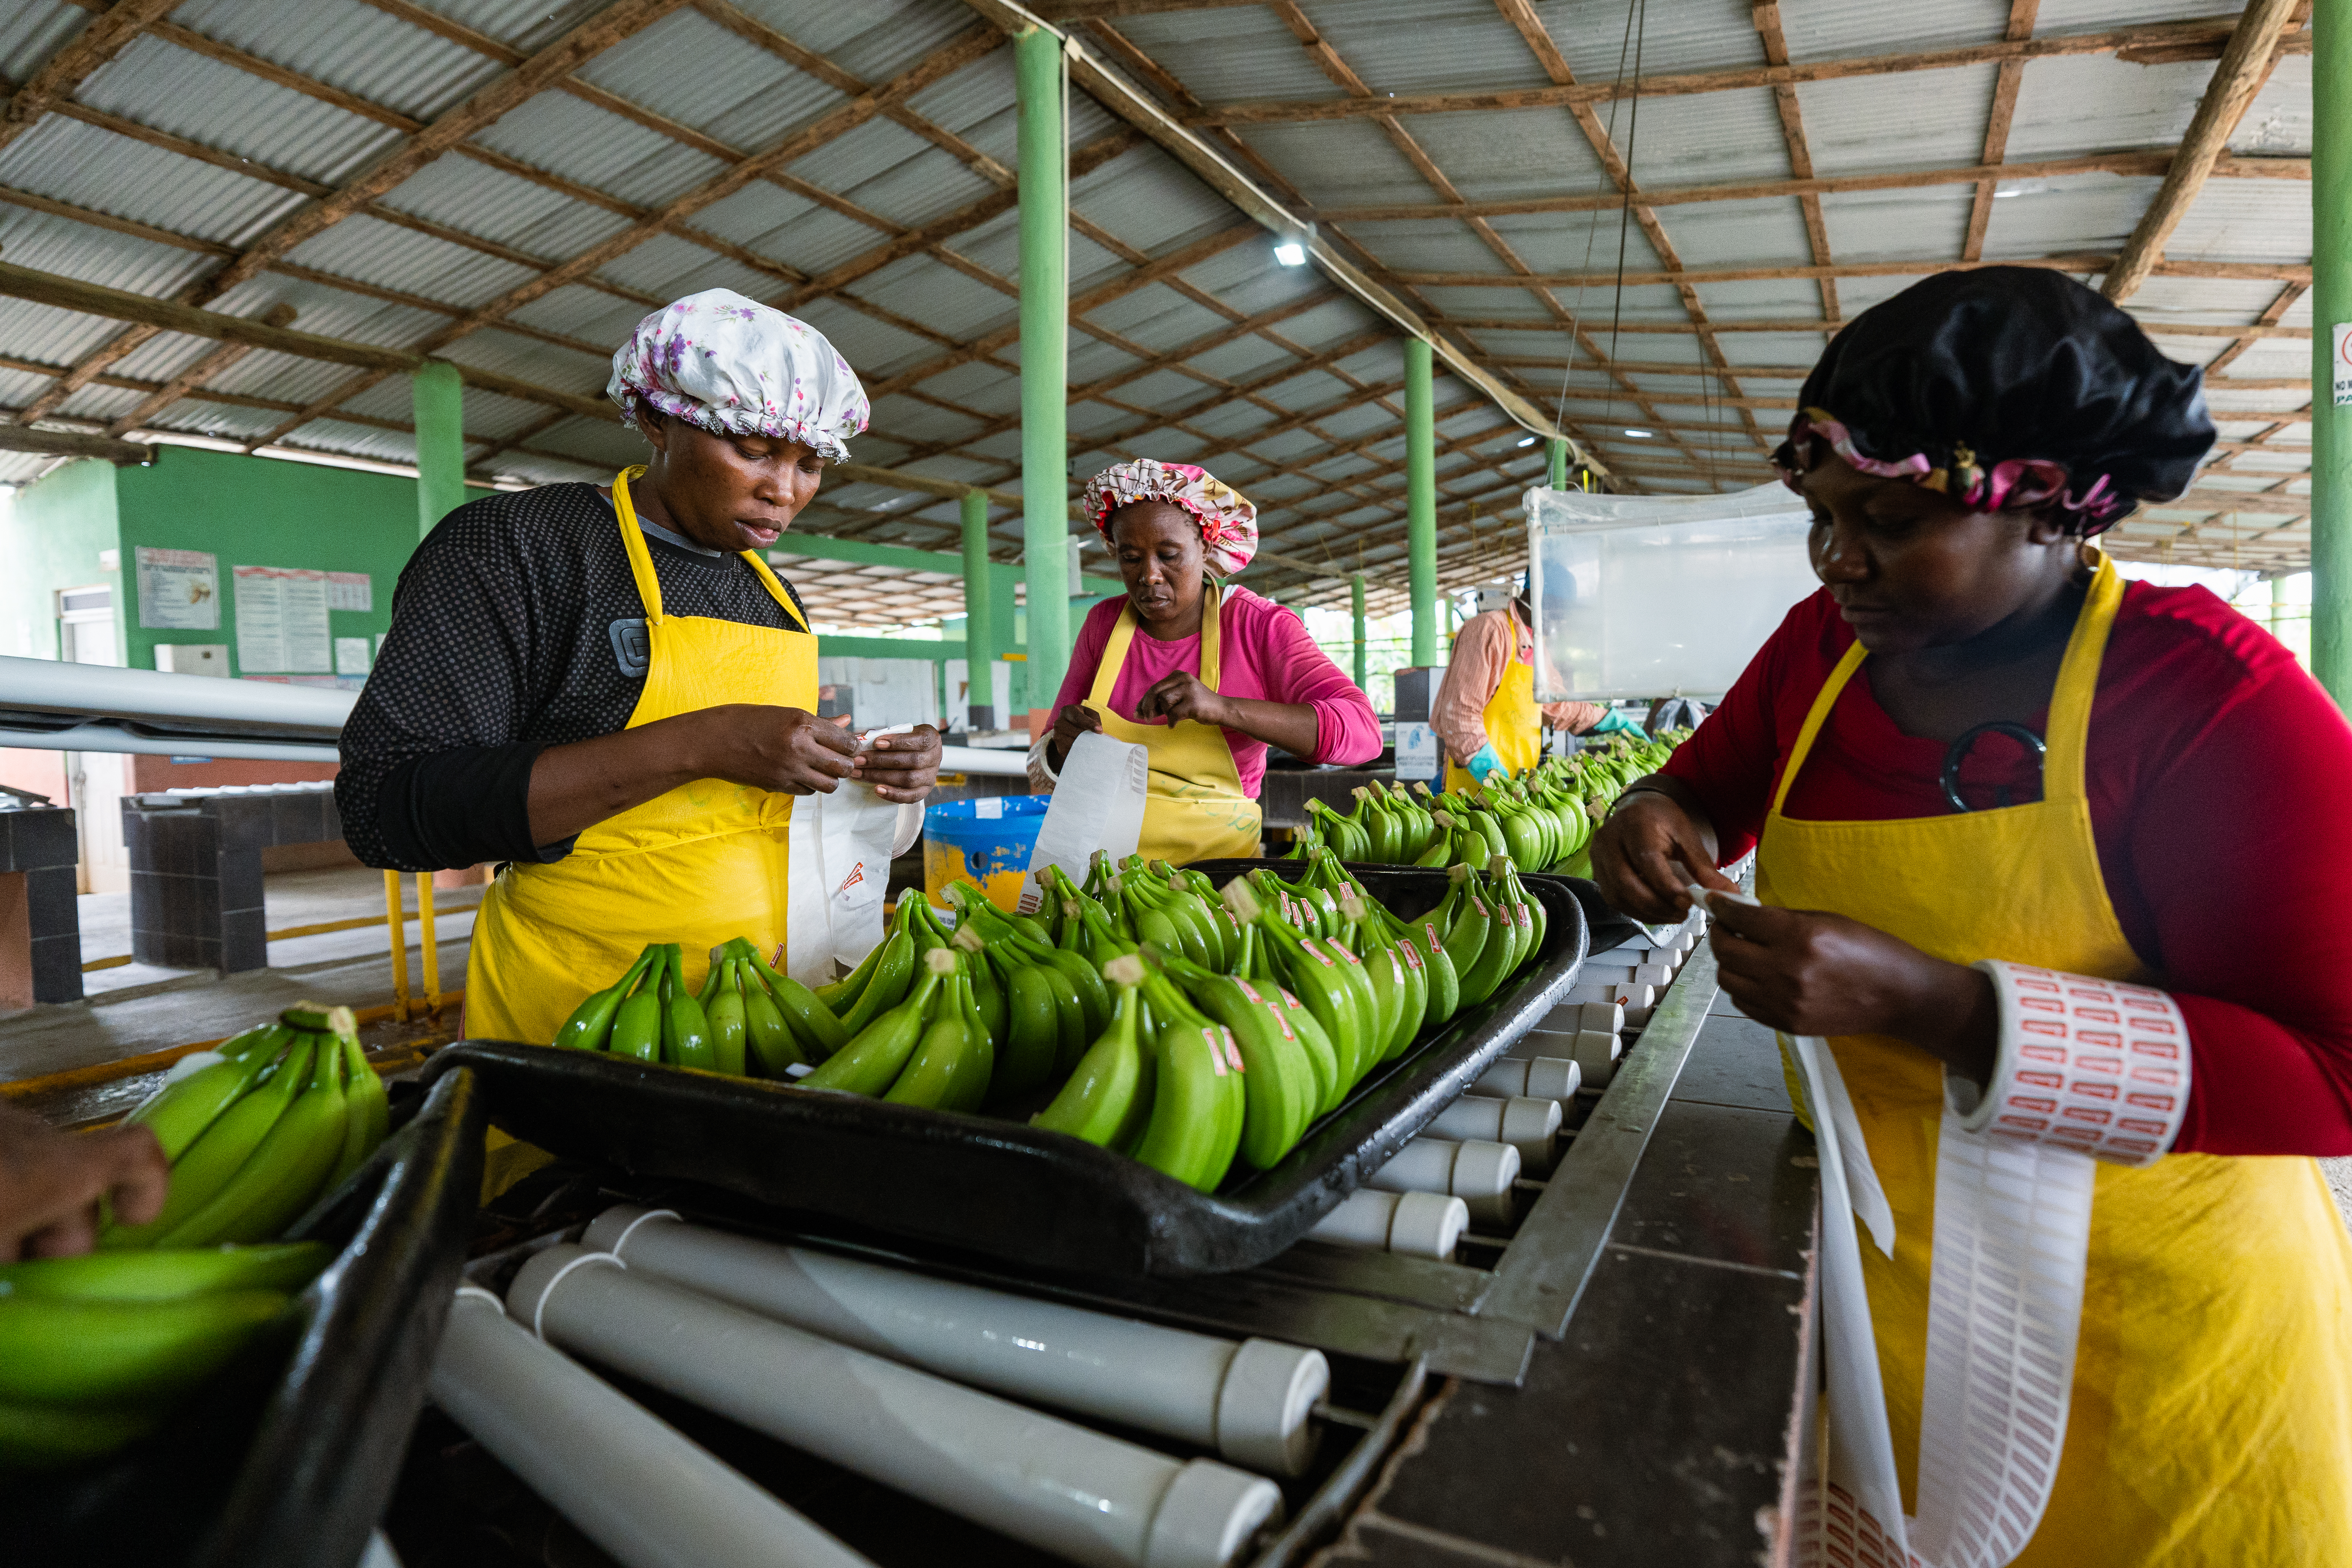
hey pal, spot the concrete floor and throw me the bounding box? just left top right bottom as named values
left=0, top=866, right=480, bottom=1085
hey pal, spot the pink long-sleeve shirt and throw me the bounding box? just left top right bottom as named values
left=1050, top=587, right=1382, bottom=797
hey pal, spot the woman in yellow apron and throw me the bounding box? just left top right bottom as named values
left=1432, top=583, right=1638, bottom=792
left=339, top=290, right=939, bottom=1141
left=1032, top=459, right=1381, bottom=864
left=1590, top=269, right=2352, bottom=1565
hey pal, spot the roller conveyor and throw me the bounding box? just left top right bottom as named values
left=397, top=889, right=1821, bottom=1568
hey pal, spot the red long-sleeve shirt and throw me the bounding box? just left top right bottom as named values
left=1660, top=582, right=2352, bottom=1157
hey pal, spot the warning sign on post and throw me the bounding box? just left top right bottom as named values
left=2335, top=323, right=2352, bottom=407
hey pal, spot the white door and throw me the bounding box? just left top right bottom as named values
left=59, top=587, right=128, bottom=896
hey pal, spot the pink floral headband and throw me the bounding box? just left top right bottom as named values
left=1774, top=407, right=2127, bottom=533
left=1079, top=459, right=1260, bottom=575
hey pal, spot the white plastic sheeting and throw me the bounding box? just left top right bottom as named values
left=1523, top=483, right=1821, bottom=701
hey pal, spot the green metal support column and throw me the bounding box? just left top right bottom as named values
left=411, top=360, right=465, bottom=539
left=1351, top=572, right=1368, bottom=689
left=2315, top=0, right=2350, bottom=704
left=1546, top=437, right=1568, bottom=491
left=962, top=490, right=994, bottom=730
left=1405, top=338, right=1437, bottom=666
left=1017, top=26, right=1069, bottom=733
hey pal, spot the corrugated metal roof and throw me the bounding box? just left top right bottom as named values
left=170, top=0, right=504, bottom=121
left=81, top=34, right=401, bottom=187
left=0, top=0, right=2313, bottom=586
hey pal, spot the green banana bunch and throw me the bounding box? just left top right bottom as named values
left=1152, top=951, right=1316, bottom=1168
left=1128, top=964, right=1245, bottom=1192
left=552, top=948, right=658, bottom=1051
left=1031, top=955, right=1154, bottom=1148
left=159, top=1021, right=350, bottom=1249
left=703, top=958, right=752, bottom=1076
left=0, top=1243, right=314, bottom=1469
left=885, top=959, right=992, bottom=1111
left=0, top=1288, right=289, bottom=1409
left=612, top=948, right=666, bottom=1061
left=800, top=947, right=954, bottom=1096
left=118, top=1025, right=287, bottom=1163
left=0, top=1243, right=328, bottom=1302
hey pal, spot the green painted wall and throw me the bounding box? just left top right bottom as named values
left=117, top=446, right=415, bottom=678
left=2, top=457, right=123, bottom=662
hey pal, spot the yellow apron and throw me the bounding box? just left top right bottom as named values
left=466, top=467, right=816, bottom=1041
left=1760, top=553, right=2352, bottom=1565
left=1444, top=615, right=1543, bottom=793
left=1085, top=581, right=1262, bottom=865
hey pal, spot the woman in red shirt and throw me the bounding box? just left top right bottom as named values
left=1593, top=269, right=2352, bottom=1566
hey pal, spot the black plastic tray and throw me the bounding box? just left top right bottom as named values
left=424, top=866, right=1591, bottom=1278
left=9, top=1066, right=487, bottom=1568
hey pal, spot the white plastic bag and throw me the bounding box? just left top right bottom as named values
left=1018, top=730, right=1148, bottom=913
left=783, top=778, right=901, bottom=986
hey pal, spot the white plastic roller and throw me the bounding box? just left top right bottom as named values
left=508, top=1247, right=1282, bottom=1568
left=427, top=1287, right=876, bottom=1568
left=1474, top=1056, right=1581, bottom=1104
left=1305, top=1189, right=1468, bottom=1259
left=581, top=1207, right=1327, bottom=1477
left=1364, top=1137, right=1520, bottom=1225
left=1425, top=1092, right=1562, bottom=1173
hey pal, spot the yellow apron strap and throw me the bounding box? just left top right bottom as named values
left=1771, top=638, right=1868, bottom=815
left=2041, top=550, right=2121, bottom=806
left=609, top=467, right=665, bottom=624
left=739, top=550, right=804, bottom=626
left=1090, top=602, right=1137, bottom=709
left=1198, top=580, right=1223, bottom=693
left=1089, top=581, right=1222, bottom=712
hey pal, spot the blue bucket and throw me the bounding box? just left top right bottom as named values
left=923, top=794, right=1051, bottom=912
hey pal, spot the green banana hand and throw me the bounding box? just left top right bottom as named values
left=1130, top=1004, right=1237, bottom=1192
left=739, top=946, right=850, bottom=1058
left=837, top=931, right=915, bottom=1035
left=0, top=1401, right=166, bottom=1471
left=801, top=948, right=951, bottom=1096
left=120, top=1034, right=282, bottom=1163
left=102, top=1035, right=313, bottom=1249
left=706, top=960, right=749, bottom=1076
left=994, top=953, right=1063, bottom=1097
left=0, top=1288, right=289, bottom=1407
left=1031, top=956, right=1151, bottom=1146
left=325, top=1033, right=388, bottom=1190
left=0, top=1242, right=330, bottom=1302
left=564, top=951, right=654, bottom=1047
left=610, top=947, right=665, bottom=1063
left=158, top=1027, right=349, bottom=1248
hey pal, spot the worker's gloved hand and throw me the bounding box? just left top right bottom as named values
left=1586, top=709, right=1644, bottom=736
left=1466, top=744, right=1504, bottom=782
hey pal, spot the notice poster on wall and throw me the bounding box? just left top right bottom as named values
left=135, top=547, right=219, bottom=630
left=325, top=570, right=372, bottom=612
left=233, top=565, right=331, bottom=673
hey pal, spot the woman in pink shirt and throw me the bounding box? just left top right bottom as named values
left=1031, top=459, right=1380, bottom=863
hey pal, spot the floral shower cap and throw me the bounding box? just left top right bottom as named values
left=1770, top=268, right=2213, bottom=536
left=1080, top=459, right=1260, bottom=575
left=607, top=288, right=870, bottom=463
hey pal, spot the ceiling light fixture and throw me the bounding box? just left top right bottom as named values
left=1273, top=241, right=1307, bottom=266
left=1624, top=428, right=1655, bottom=438
left=1516, top=436, right=1538, bottom=447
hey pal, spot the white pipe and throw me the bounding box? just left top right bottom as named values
left=583, top=1207, right=1327, bottom=1477
left=0, top=721, right=340, bottom=760
left=509, top=1247, right=1282, bottom=1568
left=1364, top=1138, right=1519, bottom=1226
left=1474, top=1056, right=1581, bottom=1104
left=0, top=653, right=354, bottom=732
left=1425, top=1093, right=1562, bottom=1173
left=1305, top=1189, right=1467, bottom=1260
left=427, top=1286, right=875, bottom=1568
left=939, top=743, right=1032, bottom=778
